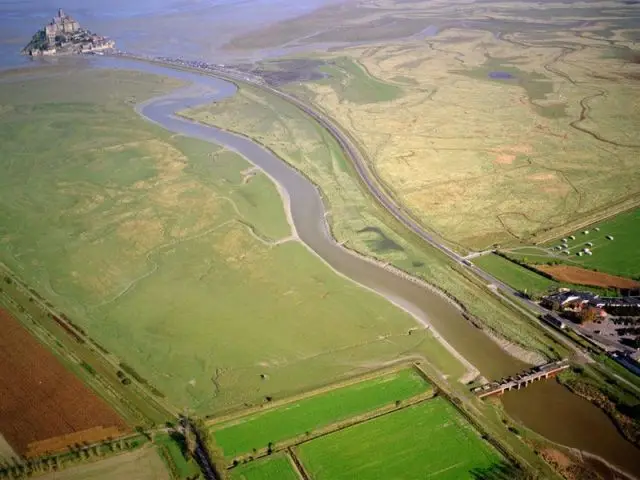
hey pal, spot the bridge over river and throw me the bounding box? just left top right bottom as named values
left=473, top=360, right=571, bottom=399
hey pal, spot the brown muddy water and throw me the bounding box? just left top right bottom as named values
left=89, top=56, right=639, bottom=478
left=504, top=381, right=640, bottom=478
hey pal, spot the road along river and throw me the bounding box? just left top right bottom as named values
left=94, top=56, right=640, bottom=478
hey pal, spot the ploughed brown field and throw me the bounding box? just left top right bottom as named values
left=0, top=308, right=128, bottom=458
left=535, top=265, right=640, bottom=290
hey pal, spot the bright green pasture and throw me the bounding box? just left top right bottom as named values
left=475, top=254, right=617, bottom=297
left=541, top=209, right=640, bottom=279
left=230, top=453, right=300, bottom=480
left=473, top=254, right=558, bottom=296
left=0, top=67, right=457, bottom=415
left=212, top=369, right=429, bottom=458
left=296, top=397, right=502, bottom=480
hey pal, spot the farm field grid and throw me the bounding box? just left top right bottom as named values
left=210, top=368, right=431, bottom=459
left=471, top=253, right=622, bottom=297
left=295, top=398, right=501, bottom=480
left=215, top=367, right=504, bottom=479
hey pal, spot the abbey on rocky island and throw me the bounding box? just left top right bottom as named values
left=23, top=8, right=114, bottom=56
left=45, top=9, right=81, bottom=44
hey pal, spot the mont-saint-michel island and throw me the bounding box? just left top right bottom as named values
left=22, top=9, right=114, bottom=56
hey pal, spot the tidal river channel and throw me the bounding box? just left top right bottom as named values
left=97, top=56, right=640, bottom=478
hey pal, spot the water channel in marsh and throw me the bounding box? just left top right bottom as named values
left=85, top=56, right=640, bottom=478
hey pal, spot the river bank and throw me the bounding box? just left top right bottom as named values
left=7, top=56, right=636, bottom=478
left=171, top=86, right=482, bottom=384
left=120, top=57, right=640, bottom=478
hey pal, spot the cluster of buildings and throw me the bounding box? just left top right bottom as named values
left=45, top=9, right=80, bottom=44
left=542, top=290, right=640, bottom=374
left=542, top=289, right=640, bottom=317
left=23, top=9, right=115, bottom=56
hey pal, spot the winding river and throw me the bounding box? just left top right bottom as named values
left=95, top=56, right=640, bottom=478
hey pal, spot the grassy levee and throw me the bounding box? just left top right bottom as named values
left=229, top=453, right=300, bottom=480
left=295, top=397, right=501, bottom=480
left=0, top=269, right=172, bottom=427
left=215, top=359, right=560, bottom=479
left=598, top=355, right=640, bottom=392
left=211, top=368, right=430, bottom=459
left=0, top=66, right=467, bottom=416
left=181, top=81, right=563, bottom=361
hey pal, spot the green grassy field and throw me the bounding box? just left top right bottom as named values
left=0, top=67, right=463, bottom=415
left=240, top=2, right=640, bottom=255
left=536, top=209, right=640, bottom=279
left=211, top=369, right=429, bottom=458
left=473, top=253, right=619, bottom=297
left=295, top=397, right=502, bottom=480
left=155, top=433, right=202, bottom=479
left=229, top=453, right=300, bottom=480
left=0, top=270, right=172, bottom=425
left=183, top=81, right=562, bottom=363
left=473, top=254, right=558, bottom=297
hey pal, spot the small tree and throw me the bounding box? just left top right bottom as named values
left=578, top=307, right=599, bottom=324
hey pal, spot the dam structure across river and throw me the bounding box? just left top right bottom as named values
left=474, top=360, right=571, bottom=399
